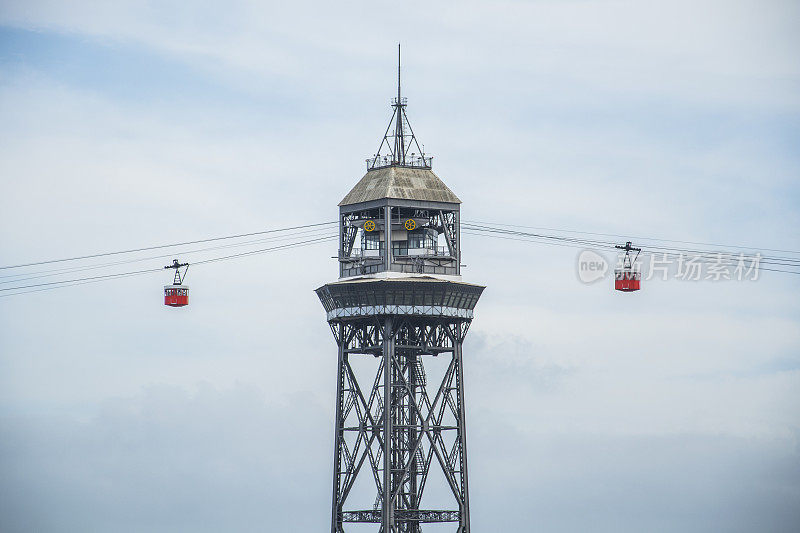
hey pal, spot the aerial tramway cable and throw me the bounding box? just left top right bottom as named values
left=0, top=235, right=337, bottom=297
left=463, top=220, right=800, bottom=256
left=0, top=221, right=338, bottom=271
left=0, top=226, right=339, bottom=284
left=461, top=228, right=800, bottom=275
left=461, top=227, right=800, bottom=275
left=1, top=218, right=799, bottom=299
left=461, top=223, right=800, bottom=267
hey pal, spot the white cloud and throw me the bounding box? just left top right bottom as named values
left=1, top=1, right=798, bottom=108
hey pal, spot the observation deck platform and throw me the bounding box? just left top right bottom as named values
left=316, top=276, right=484, bottom=322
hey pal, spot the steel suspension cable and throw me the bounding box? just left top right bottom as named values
left=0, top=235, right=337, bottom=296
left=463, top=220, right=800, bottom=256
left=0, top=226, right=338, bottom=284
left=462, top=223, right=800, bottom=266
left=462, top=228, right=800, bottom=275
left=0, top=221, right=338, bottom=271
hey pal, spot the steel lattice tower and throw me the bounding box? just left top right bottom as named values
left=316, top=47, right=484, bottom=533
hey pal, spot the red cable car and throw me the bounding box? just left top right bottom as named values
left=164, top=259, right=189, bottom=307
left=614, top=241, right=641, bottom=292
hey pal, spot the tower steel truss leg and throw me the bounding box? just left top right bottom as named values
left=328, top=318, right=472, bottom=532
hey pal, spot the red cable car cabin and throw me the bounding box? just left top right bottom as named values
left=614, top=270, right=640, bottom=292
left=614, top=241, right=642, bottom=292
left=163, top=259, right=189, bottom=307
left=164, top=285, right=189, bottom=307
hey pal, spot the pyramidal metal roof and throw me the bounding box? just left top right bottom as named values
left=339, top=166, right=461, bottom=206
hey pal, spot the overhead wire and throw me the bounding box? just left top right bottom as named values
left=464, top=231, right=800, bottom=275
left=463, top=219, right=800, bottom=256
left=462, top=223, right=800, bottom=266
left=0, top=225, right=338, bottom=284
left=2, top=216, right=799, bottom=298
left=0, top=221, right=338, bottom=271
left=462, top=224, right=800, bottom=275
left=0, top=235, right=337, bottom=297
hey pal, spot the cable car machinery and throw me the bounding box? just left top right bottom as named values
left=614, top=241, right=642, bottom=292
left=164, top=259, right=189, bottom=307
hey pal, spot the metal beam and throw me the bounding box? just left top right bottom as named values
left=322, top=298, right=480, bottom=532
left=382, top=317, right=394, bottom=532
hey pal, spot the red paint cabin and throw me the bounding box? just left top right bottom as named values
left=614, top=241, right=642, bottom=293
left=164, top=285, right=189, bottom=307
left=163, top=259, right=190, bottom=307
left=614, top=270, right=640, bottom=292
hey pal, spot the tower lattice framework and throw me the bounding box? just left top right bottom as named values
left=317, top=47, right=484, bottom=532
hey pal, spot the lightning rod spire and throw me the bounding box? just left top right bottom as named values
left=365, top=44, right=431, bottom=171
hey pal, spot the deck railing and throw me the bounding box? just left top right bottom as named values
left=365, top=155, right=432, bottom=171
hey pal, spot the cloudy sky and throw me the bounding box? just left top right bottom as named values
left=1, top=1, right=799, bottom=531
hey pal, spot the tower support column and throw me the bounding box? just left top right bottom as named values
left=331, top=325, right=346, bottom=533
left=384, top=206, right=392, bottom=272
left=383, top=317, right=395, bottom=532
left=455, top=338, right=470, bottom=533
left=318, top=277, right=483, bottom=533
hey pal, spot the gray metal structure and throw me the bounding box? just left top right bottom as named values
left=317, top=47, right=484, bottom=533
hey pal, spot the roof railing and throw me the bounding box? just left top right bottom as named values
left=366, top=154, right=433, bottom=171
left=395, top=246, right=453, bottom=258
left=340, top=249, right=384, bottom=261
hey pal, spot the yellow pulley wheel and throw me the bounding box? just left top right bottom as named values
left=404, top=219, right=416, bottom=231
left=363, top=220, right=376, bottom=232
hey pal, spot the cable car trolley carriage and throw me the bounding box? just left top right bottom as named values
left=164, top=259, right=189, bottom=307
left=614, top=241, right=642, bottom=292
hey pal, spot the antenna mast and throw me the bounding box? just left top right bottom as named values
left=397, top=43, right=401, bottom=105
left=366, top=45, right=430, bottom=171
left=393, top=43, right=405, bottom=165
